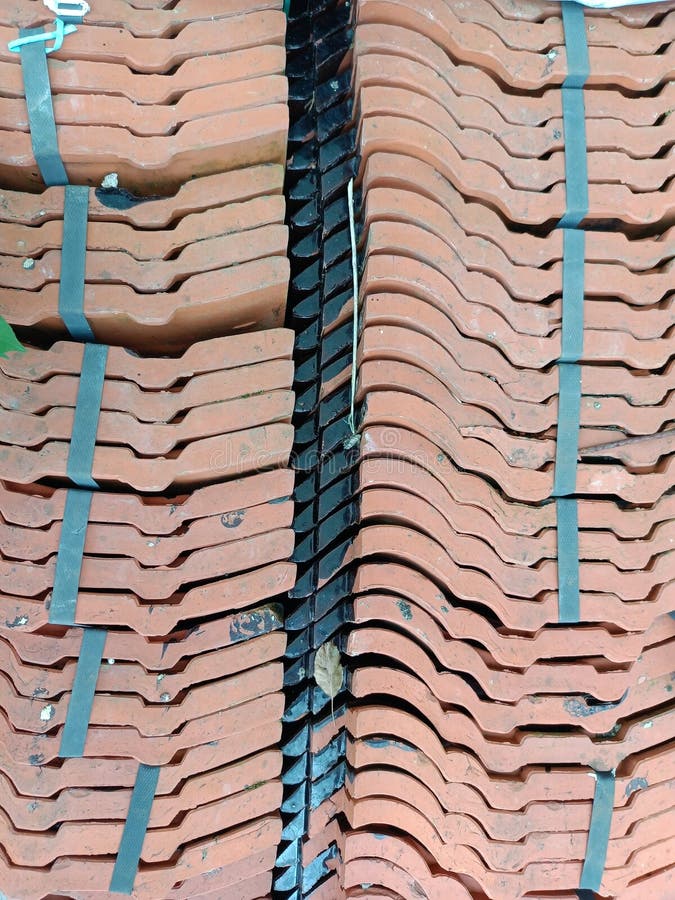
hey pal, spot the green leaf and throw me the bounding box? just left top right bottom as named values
left=0, top=317, right=24, bottom=358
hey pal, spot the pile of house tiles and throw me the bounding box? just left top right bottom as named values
left=0, top=1, right=293, bottom=898
left=0, top=0, right=673, bottom=897
left=284, top=0, right=675, bottom=897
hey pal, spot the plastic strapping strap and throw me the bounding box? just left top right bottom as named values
left=66, top=342, right=107, bottom=489
left=554, top=368, right=581, bottom=621
left=109, top=763, right=161, bottom=894
left=50, top=343, right=107, bottom=625
left=555, top=225, right=584, bottom=489
left=561, top=1, right=590, bottom=91
left=554, top=229, right=584, bottom=621
left=555, top=29, right=587, bottom=618
left=580, top=770, right=615, bottom=892
left=59, top=185, right=94, bottom=340
left=559, top=2, right=589, bottom=228
left=52, top=343, right=108, bottom=750
left=553, top=363, right=582, bottom=497
left=59, top=627, right=107, bottom=757
left=559, top=229, right=585, bottom=364
left=49, top=487, right=93, bottom=625
left=556, top=498, right=580, bottom=623
left=17, top=26, right=68, bottom=186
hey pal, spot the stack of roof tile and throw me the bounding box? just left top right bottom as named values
left=0, top=335, right=294, bottom=487
left=0, top=165, right=290, bottom=349
left=0, top=1, right=292, bottom=897
left=0, top=1, right=288, bottom=192
left=294, top=0, right=674, bottom=896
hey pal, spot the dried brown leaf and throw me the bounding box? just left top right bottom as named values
left=314, top=641, right=343, bottom=720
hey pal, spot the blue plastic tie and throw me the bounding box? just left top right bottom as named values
left=8, top=19, right=77, bottom=55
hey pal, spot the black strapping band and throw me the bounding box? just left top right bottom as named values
left=58, top=626, right=107, bottom=757
left=49, top=488, right=93, bottom=626
left=109, top=763, right=160, bottom=894
left=559, top=228, right=585, bottom=365
left=553, top=362, right=582, bottom=499
left=50, top=343, right=108, bottom=753
left=16, top=26, right=68, bottom=186
left=59, top=185, right=94, bottom=341
left=553, top=230, right=585, bottom=622
left=66, top=342, right=107, bottom=489
left=555, top=497, right=580, bottom=623
left=559, top=2, right=589, bottom=228
left=50, top=343, right=107, bottom=625
left=580, top=770, right=615, bottom=892
left=554, top=2, right=589, bottom=621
